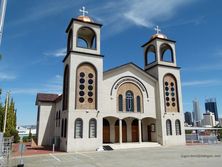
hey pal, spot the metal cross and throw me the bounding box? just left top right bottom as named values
left=79, top=6, right=88, bottom=16
left=154, top=25, right=161, bottom=34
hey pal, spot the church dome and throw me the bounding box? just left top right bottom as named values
left=151, top=33, right=167, bottom=40
left=77, top=15, right=94, bottom=23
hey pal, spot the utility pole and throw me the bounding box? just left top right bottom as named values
left=0, top=0, right=7, bottom=46
left=3, top=91, right=10, bottom=133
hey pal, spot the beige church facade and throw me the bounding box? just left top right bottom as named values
left=36, top=12, right=186, bottom=152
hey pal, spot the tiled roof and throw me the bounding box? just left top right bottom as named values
left=36, top=93, right=59, bottom=105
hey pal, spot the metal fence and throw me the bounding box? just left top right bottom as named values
left=186, top=134, right=218, bottom=144
left=0, top=137, right=13, bottom=167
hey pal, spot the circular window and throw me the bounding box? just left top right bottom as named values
left=88, top=85, right=93, bottom=90
left=88, top=98, right=93, bottom=103
left=88, top=92, right=93, bottom=97
left=166, top=102, right=170, bottom=107
left=172, top=97, right=175, bottom=101
left=80, top=72, right=85, bottom=77
left=165, top=82, right=169, bottom=86
left=170, top=82, right=174, bottom=86
left=171, top=87, right=175, bottom=91
left=80, top=78, right=85, bottom=84
left=165, top=87, right=169, bottom=91
left=166, top=97, right=170, bottom=101
left=172, top=103, right=176, bottom=107
left=79, top=85, right=85, bottom=90
left=171, top=92, right=175, bottom=97
left=88, top=73, right=94, bottom=78
left=79, top=91, right=85, bottom=96
left=79, top=97, right=84, bottom=103
left=166, top=92, right=169, bottom=96
left=88, top=79, right=93, bottom=84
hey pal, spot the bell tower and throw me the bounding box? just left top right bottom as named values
left=142, top=26, right=185, bottom=146
left=61, top=7, right=103, bottom=152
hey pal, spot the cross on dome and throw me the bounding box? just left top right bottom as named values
left=154, top=25, right=161, bottom=34
left=79, top=6, right=88, bottom=16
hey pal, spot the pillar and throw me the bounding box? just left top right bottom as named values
left=119, top=119, right=122, bottom=144
left=139, top=119, right=142, bottom=143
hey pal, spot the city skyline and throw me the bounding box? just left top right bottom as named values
left=0, top=0, right=222, bottom=125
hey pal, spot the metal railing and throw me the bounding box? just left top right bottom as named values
left=186, top=134, right=219, bottom=144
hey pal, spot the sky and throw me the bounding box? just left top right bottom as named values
left=0, top=0, right=222, bottom=125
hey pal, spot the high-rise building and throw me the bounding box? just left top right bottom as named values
left=205, top=98, right=218, bottom=121
left=202, top=112, right=216, bottom=127
left=184, top=112, right=192, bottom=125
left=193, top=99, right=202, bottom=126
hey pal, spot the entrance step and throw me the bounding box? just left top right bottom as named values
left=106, top=142, right=161, bottom=150
left=103, top=145, right=114, bottom=151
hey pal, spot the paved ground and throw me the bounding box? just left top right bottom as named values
left=12, top=144, right=222, bottom=167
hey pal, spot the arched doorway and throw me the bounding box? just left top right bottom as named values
left=132, top=119, right=139, bottom=142
left=103, top=118, right=110, bottom=143
left=122, top=120, right=127, bottom=142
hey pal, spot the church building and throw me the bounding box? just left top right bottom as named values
left=36, top=8, right=186, bottom=152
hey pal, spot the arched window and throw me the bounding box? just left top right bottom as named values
left=63, top=65, right=69, bottom=110
left=61, top=119, right=64, bottom=137
left=64, top=118, right=67, bottom=138
left=136, top=96, right=141, bottom=112
left=145, top=45, right=156, bottom=65
left=160, top=44, right=174, bottom=63
left=89, top=119, right=97, bottom=138
left=67, top=30, right=73, bottom=52
left=75, top=118, right=83, bottom=138
left=76, top=63, right=97, bottom=110
left=166, top=119, right=172, bottom=136
left=58, top=110, right=61, bottom=127
left=175, top=120, right=181, bottom=135
left=55, top=112, right=58, bottom=127
left=77, top=27, right=96, bottom=49
left=118, top=95, right=123, bottom=111
left=126, top=91, right=134, bottom=112
left=163, top=74, right=179, bottom=112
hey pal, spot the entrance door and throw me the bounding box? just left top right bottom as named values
left=115, top=120, right=119, bottom=143
left=132, top=119, right=139, bottom=142
left=103, top=119, right=110, bottom=143
left=147, top=125, right=152, bottom=142
left=122, top=120, right=127, bottom=142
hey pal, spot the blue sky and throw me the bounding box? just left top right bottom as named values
left=0, top=0, right=222, bottom=125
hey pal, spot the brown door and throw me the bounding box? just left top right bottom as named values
left=147, top=125, right=152, bottom=142
left=122, top=125, right=127, bottom=142
left=132, top=119, right=139, bottom=142
left=115, top=126, right=119, bottom=143
left=103, top=119, right=110, bottom=143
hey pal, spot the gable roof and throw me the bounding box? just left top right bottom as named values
left=36, top=93, right=59, bottom=105
left=103, top=62, right=157, bottom=82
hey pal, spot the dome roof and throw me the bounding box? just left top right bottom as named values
left=77, top=15, right=94, bottom=23
left=151, top=33, right=167, bottom=40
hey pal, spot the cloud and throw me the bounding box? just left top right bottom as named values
left=92, top=0, right=197, bottom=35
left=0, top=72, right=16, bottom=81
left=44, top=48, right=66, bottom=57
left=182, top=79, right=222, bottom=87
left=11, top=74, right=63, bottom=95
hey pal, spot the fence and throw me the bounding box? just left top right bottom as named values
left=0, top=137, right=13, bottom=167
left=186, top=134, right=218, bottom=144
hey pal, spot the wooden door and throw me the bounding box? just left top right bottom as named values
left=122, top=125, right=127, bottom=142
left=115, top=126, right=119, bottom=143
left=147, top=125, right=152, bottom=142
left=132, top=125, right=139, bottom=142
left=103, top=126, right=110, bottom=143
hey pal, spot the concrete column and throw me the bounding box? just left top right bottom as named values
left=119, top=119, right=122, bottom=144
left=139, top=119, right=142, bottom=143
